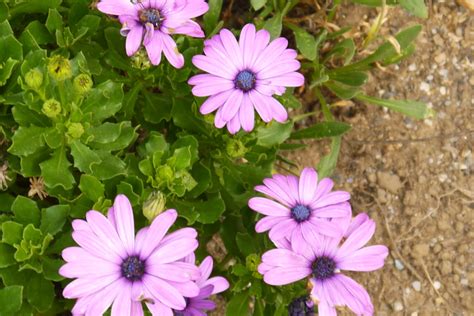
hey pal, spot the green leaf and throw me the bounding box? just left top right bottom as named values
left=226, top=291, right=250, bottom=316
left=79, top=174, right=104, bottom=201
left=195, top=194, right=226, bottom=224
left=90, top=151, right=127, bottom=180
left=257, top=121, right=293, bottom=147
left=203, top=0, right=223, bottom=34
left=26, top=274, right=54, bottom=312
left=45, top=9, right=63, bottom=33
left=251, top=0, right=267, bottom=10
left=8, top=126, right=46, bottom=156
left=88, top=122, right=136, bottom=151
left=9, top=0, right=61, bottom=16
left=356, top=94, right=435, bottom=119
left=12, top=105, right=49, bottom=128
left=264, top=12, right=283, bottom=39
left=40, top=205, right=69, bottom=236
left=143, top=91, right=173, bottom=124
left=70, top=140, right=102, bottom=173
left=236, top=233, right=257, bottom=256
left=0, top=34, right=23, bottom=61
left=291, top=25, right=317, bottom=61
left=328, top=70, right=368, bottom=87
left=0, top=285, right=23, bottom=315
left=19, top=21, right=54, bottom=52
left=82, top=80, right=124, bottom=123
left=324, top=38, right=356, bottom=65
left=12, top=196, right=40, bottom=227
left=42, top=258, right=64, bottom=281
left=0, top=58, right=19, bottom=86
left=290, top=122, right=351, bottom=140
left=39, top=148, right=76, bottom=190
left=324, top=80, right=361, bottom=99
left=1, top=221, right=23, bottom=246
left=43, top=127, right=63, bottom=149
left=0, top=244, right=15, bottom=268
left=399, top=0, right=428, bottom=18
left=0, top=3, right=8, bottom=22
left=317, top=136, right=341, bottom=178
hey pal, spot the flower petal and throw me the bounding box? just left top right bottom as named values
left=161, top=33, right=184, bottom=68
left=139, top=209, right=177, bottom=259
left=336, top=245, right=389, bottom=271
left=298, top=167, right=318, bottom=205
left=204, top=276, right=229, bottom=295
left=263, top=266, right=311, bottom=285
left=337, top=219, right=376, bottom=258
left=142, top=275, right=186, bottom=309
left=261, top=248, right=310, bottom=267
left=239, top=93, right=255, bottom=132
left=248, top=197, right=290, bottom=216
left=126, top=26, right=143, bottom=56
left=113, top=194, right=135, bottom=255
left=268, top=218, right=297, bottom=241
left=148, top=238, right=198, bottom=264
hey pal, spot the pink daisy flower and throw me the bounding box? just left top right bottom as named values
left=97, top=0, right=209, bottom=67
left=60, top=195, right=201, bottom=315
left=174, top=255, right=229, bottom=315
left=258, top=215, right=389, bottom=316
left=188, top=23, right=305, bottom=134
left=248, top=167, right=352, bottom=254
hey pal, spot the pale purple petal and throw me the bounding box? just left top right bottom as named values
left=263, top=266, right=311, bottom=285
left=337, top=219, right=376, bottom=258
left=310, top=191, right=351, bottom=209
left=226, top=114, right=241, bottom=134
left=85, top=210, right=127, bottom=259
left=290, top=227, right=315, bottom=259
left=268, top=218, right=297, bottom=241
left=139, top=209, right=177, bottom=259
left=148, top=238, right=198, bottom=264
left=221, top=89, right=244, bottom=122
left=312, top=177, right=334, bottom=202
left=197, top=256, right=213, bottom=285
left=239, top=93, right=255, bottom=132
left=145, top=32, right=163, bottom=65
left=160, top=227, right=198, bottom=245
left=308, top=217, right=343, bottom=238
left=248, top=90, right=273, bottom=122
left=255, top=216, right=283, bottom=233
left=85, top=279, right=124, bottom=315
left=113, top=194, right=135, bottom=255
left=97, top=0, right=136, bottom=16
left=198, top=89, right=233, bottom=115
left=125, top=26, right=143, bottom=56
left=191, top=80, right=234, bottom=97
left=63, top=274, right=120, bottom=298
left=267, top=72, right=305, bottom=87
left=111, top=282, right=131, bottom=316
left=344, top=213, right=369, bottom=238
left=266, top=96, right=288, bottom=122
left=261, top=248, right=310, bottom=267
left=219, top=29, right=243, bottom=69
left=192, top=55, right=235, bottom=79
left=142, top=275, right=186, bottom=309
left=161, top=33, right=184, bottom=68
left=71, top=231, right=123, bottom=263
left=71, top=219, right=92, bottom=233
left=257, top=60, right=301, bottom=79
left=249, top=29, right=271, bottom=68
left=298, top=167, right=318, bottom=205
left=248, top=197, right=291, bottom=216
left=312, top=202, right=351, bottom=218
left=253, top=38, right=288, bottom=71
left=239, top=24, right=256, bottom=68
left=336, top=245, right=389, bottom=271
left=204, top=276, right=229, bottom=295
left=166, top=280, right=200, bottom=298
left=146, top=262, right=200, bottom=282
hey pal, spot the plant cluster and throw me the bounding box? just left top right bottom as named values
left=0, top=0, right=430, bottom=315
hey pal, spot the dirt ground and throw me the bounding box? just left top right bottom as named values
left=287, top=1, right=473, bottom=315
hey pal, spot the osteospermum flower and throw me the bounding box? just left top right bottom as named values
left=188, top=23, right=305, bottom=133
left=174, top=255, right=229, bottom=315
left=248, top=168, right=351, bottom=254
left=60, top=195, right=201, bottom=315
left=97, top=0, right=209, bottom=67
left=258, top=215, right=389, bottom=316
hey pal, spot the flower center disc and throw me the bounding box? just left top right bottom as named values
left=139, top=9, right=163, bottom=28
left=235, top=70, right=256, bottom=92
left=312, top=256, right=336, bottom=280
left=291, top=205, right=311, bottom=222
left=122, top=256, right=145, bottom=281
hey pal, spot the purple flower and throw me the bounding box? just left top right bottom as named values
left=258, top=215, right=389, bottom=315
left=97, top=0, right=209, bottom=67
left=174, top=255, right=229, bottom=315
left=60, top=195, right=201, bottom=315
left=248, top=168, right=351, bottom=254
left=188, top=23, right=305, bottom=134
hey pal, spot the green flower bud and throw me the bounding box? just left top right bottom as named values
left=25, top=68, right=43, bottom=89
left=226, top=138, right=247, bottom=158
left=131, top=49, right=151, bottom=70
left=73, top=73, right=93, bottom=94
left=42, top=99, right=62, bottom=118
left=143, top=191, right=166, bottom=222
left=47, top=55, right=72, bottom=81
left=67, top=122, right=84, bottom=139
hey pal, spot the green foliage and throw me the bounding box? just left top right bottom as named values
left=0, top=0, right=429, bottom=314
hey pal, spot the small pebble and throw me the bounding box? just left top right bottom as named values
left=393, top=301, right=404, bottom=312
left=395, top=259, right=405, bottom=270
left=412, top=281, right=421, bottom=292
left=438, top=174, right=448, bottom=182
left=460, top=278, right=468, bottom=286
left=420, top=82, right=430, bottom=93
left=411, top=312, right=419, bottom=316
left=408, top=64, right=417, bottom=71
left=433, top=281, right=442, bottom=290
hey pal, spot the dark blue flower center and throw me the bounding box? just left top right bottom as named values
left=288, top=295, right=315, bottom=316
left=312, top=256, right=336, bottom=280
left=121, top=256, right=145, bottom=281
left=291, top=204, right=311, bottom=222
left=234, top=70, right=256, bottom=92
left=139, top=9, right=164, bottom=28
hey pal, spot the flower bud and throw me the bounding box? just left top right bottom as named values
left=143, top=191, right=166, bottom=222
left=42, top=99, right=62, bottom=118
left=73, top=73, right=93, bottom=94
left=288, top=296, right=315, bottom=316
left=226, top=138, right=247, bottom=158
left=67, top=122, right=84, bottom=139
left=131, top=49, right=151, bottom=70
left=47, top=55, right=72, bottom=81
left=25, top=68, right=43, bottom=89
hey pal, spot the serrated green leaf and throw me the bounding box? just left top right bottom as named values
left=12, top=196, right=40, bottom=227
left=82, top=80, right=124, bottom=123
left=79, top=174, right=104, bottom=201
left=142, top=91, right=173, bottom=124
left=43, top=127, right=63, bottom=149
left=324, top=80, right=361, bottom=99
left=0, top=34, right=22, bottom=61
left=328, top=70, right=368, bottom=87
left=290, top=122, right=351, bottom=140
left=236, top=233, right=257, bottom=256
left=42, top=258, right=64, bottom=281
left=39, top=148, right=75, bottom=190
left=89, top=122, right=136, bottom=151
left=45, top=8, right=62, bottom=33
left=40, top=205, right=69, bottom=236
left=257, top=121, right=293, bottom=147
left=0, top=285, right=23, bottom=315
left=291, top=25, right=317, bottom=61
left=0, top=3, right=9, bottom=22
left=0, top=58, right=19, bottom=86
left=26, top=274, right=54, bottom=312
left=20, top=148, right=49, bottom=177
left=1, top=221, right=23, bottom=246
left=22, top=224, right=43, bottom=245
left=11, top=105, right=49, bottom=128
left=8, top=126, right=46, bottom=156
left=70, top=140, right=101, bottom=173
left=263, top=12, right=283, bottom=39
left=90, top=151, right=127, bottom=180
left=9, top=0, right=61, bottom=16
left=195, top=194, right=226, bottom=224
left=0, top=244, right=15, bottom=268
left=203, top=0, right=223, bottom=34
left=251, top=0, right=267, bottom=10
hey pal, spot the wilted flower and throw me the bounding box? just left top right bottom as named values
left=0, top=163, right=12, bottom=190
left=42, top=99, right=62, bottom=118
left=248, top=168, right=351, bottom=253
left=60, top=195, right=201, bottom=315
left=28, top=177, right=48, bottom=200
left=25, top=68, right=43, bottom=89
left=188, top=23, right=304, bottom=134
left=97, top=0, right=209, bottom=67
left=47, top=55, right=72, bottom=81
left=258, top=215, right=389, bottom=315
left=174, top=255, right=229, bottom=315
